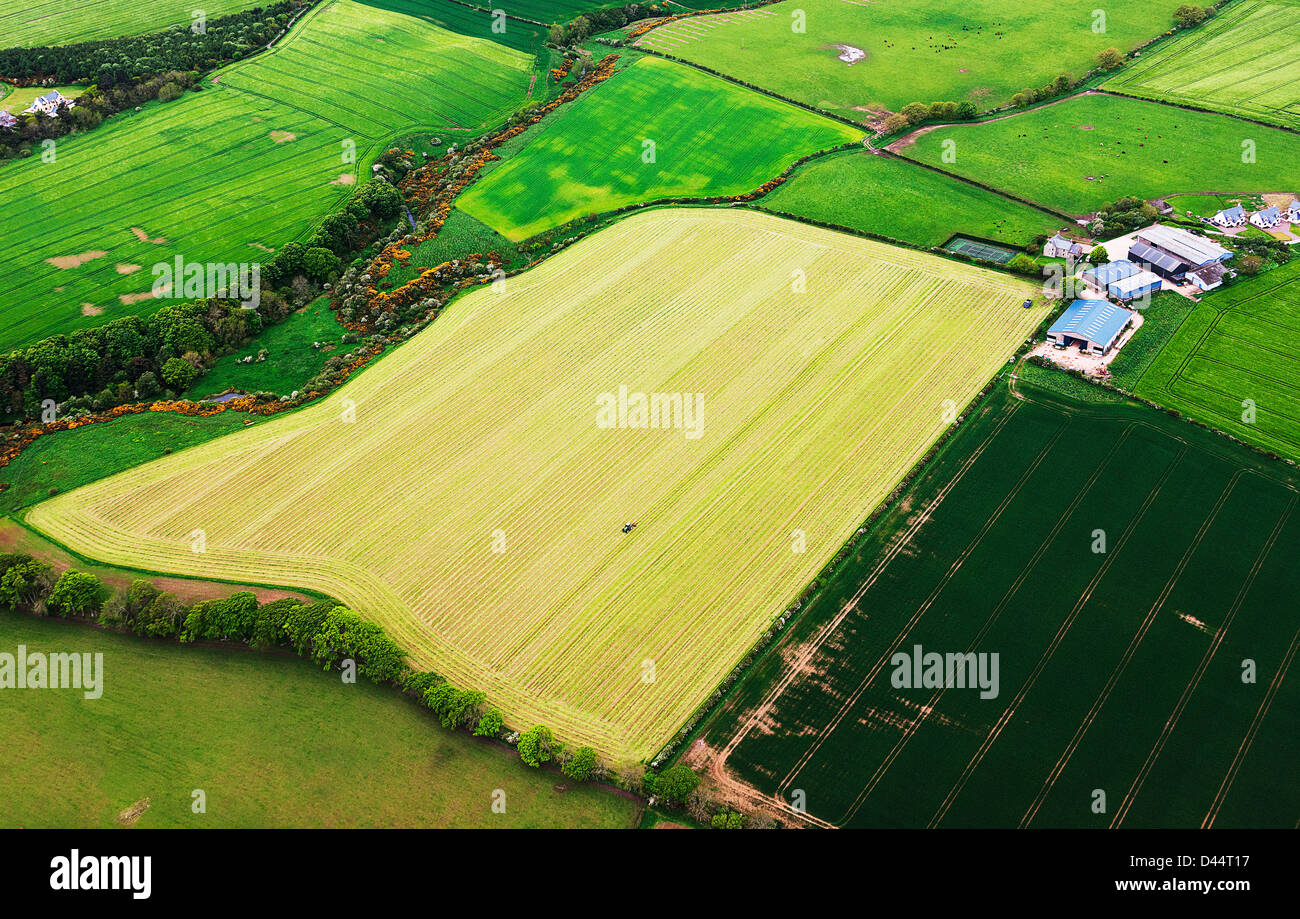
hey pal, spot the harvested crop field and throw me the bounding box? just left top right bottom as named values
left=696, top=380, right=1300, bottom=828
left=29, top=209, right=1046, bottom=764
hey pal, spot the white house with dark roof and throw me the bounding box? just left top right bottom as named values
left=1044, top=233, right=1086, bottom=259
left=1210, top=205, right=1246, bottom=228
left=1250, top=206, right=1282, bottom=229
left=1286, top=200, right=1300, bottom=223
left=0, top=110, right=17, bottom=130
left=24, top=90, right=73, bottom=116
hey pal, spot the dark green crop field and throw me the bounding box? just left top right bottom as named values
left=697, top=379, right=1300, bottom=828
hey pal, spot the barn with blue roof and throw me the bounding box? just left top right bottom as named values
left=1046, top=299, right=1135, bottom=356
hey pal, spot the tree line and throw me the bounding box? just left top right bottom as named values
left=0, top=2, right=306, bottom=86
left=0, top=552, right=625, bottom=782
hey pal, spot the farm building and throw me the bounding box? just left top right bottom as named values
left=1128, top=239, right=1190, bottom=281
left=24, top=90, right=73, bottom=116
left=1109, top=269, right=1163, bottom=302
left=1083, top=259, right=1161, bottom=301
left=0, top=111, right=16, bottom=130
left=1127, top=224, right=1232, bottom=281
left=1190, top=263, right=1227, bottom=292
left=1044, top=233, right=1086, bottom=259
left=1210, top=205, right=1246, bottom=228
left=1083, top=259, right=1141, bottom=289
left=1046, top=299, right=1134, bottom=355
left=1136, top=225, right=1232, bottom=267
left=1250, top=206, right=1281, bottom=229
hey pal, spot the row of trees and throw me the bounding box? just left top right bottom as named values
left=547, top=4, right=654, bottom=46
left=0, top=554, right=410, bottom=684
left=0, top=551, right=622, bottom=784
left=881, top=99, right=978, bottom=133
left=0, top=2, right=306, bottom=86
left=2, top=552, right=755, bottom=820
left=262, top=179, right=404, bottom=288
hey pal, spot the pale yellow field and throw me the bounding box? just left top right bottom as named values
left=30, top=209, right=1045, bottom=763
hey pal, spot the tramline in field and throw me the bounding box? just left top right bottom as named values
left=1104, top=0, right=1300, bottom=131
left=0, top=0, right=534, bottom=351
left=29, top=208, right=1046, bottom=764
left=695, top=380, right=1300, bottom=828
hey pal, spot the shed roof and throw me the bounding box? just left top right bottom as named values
left=1047, top=299, right=1133, bottom=348
left=1128, top=240, right=1187, bottom=275
left=1084, top=260, right=1140, bottom=285
left=1110, top=270, right=1163, bottom=296
left=1137, top=225, right=1230, bottom=265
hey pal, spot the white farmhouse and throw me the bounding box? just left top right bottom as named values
left=1250, top=206, right=1281, bottom=230
left=24, top=90, right=74, bottom=117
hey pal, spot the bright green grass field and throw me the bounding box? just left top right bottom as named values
left=183, top=298, right=345, bottom=399
left=0, top=612, right=639, bottom=828
left=904, top=94, right=1300, bottom=215
left=0, top=0, right=533, bottom=352
left=1136, top=259, right=1300, bottom=462
left=761, top=149, right=1064, bottom=248
left=633, top=0, right=1173, bottom=119
left=458, top=55, right=861, bottom=240
left=0, top=0, right=266, bottom=46
left=0, top=412, right=263, bottom=515
left=1104, top=0, right=1300, bottom=131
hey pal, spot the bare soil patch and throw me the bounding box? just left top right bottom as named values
left=270, top=130, right=296, bottom=143
left=80, top=303, right=102, bottom=316
left=45, top=250, right=107, bottom=269
left=116, top=263, right=141, bottom=274
left=129, top=227, right=167, bottom=244
left=331, top=173, right=356, bottom=185
left=117, top=797, right=150, bottom=826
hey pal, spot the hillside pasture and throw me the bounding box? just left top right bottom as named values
left=0, top=611, right=639, bottom=828
left=760, top=149, right=1064, bottom=248
left=0, top=0, right=534, bottom=351
left=1136, top=259, right=1300, bottom=463
left=633, top=0, right=1174, bottom=120
left=457, top=55, right=861, bottom=240
left=0, top=0, right=265, bottom=46
left=902, top=93, right=1300, bottom=215
left=1104, top=0, right=1300, bottom=131
left=696, top=380, right=1300, bottom=828
left=29, top=209, right=1046, bottom=764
